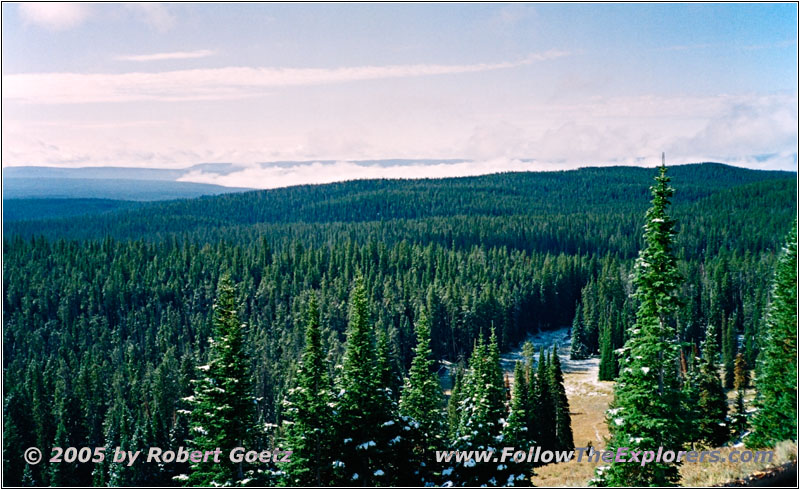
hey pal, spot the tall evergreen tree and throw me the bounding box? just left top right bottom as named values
left=598, top=318, right=616, bottom=381
left=549, top=345, right=574, bottom=451
left=183, top=275, right=256, bottom=486
left=535, top=346, right=556, bottom=452
left=722, top=319, right=737, bottom=389
left=399, top=310, right=446, bottom=486
left=447, top=365, right=465, bottom=441
left=570, top=304, right=590, bottom=360
left=281, top=295, right=335, bottom=486
left=503, top=361, right=532, bottom=449
left=332, top=278, right=398, bottom=486
left=502, top=361, right=535, bottom=486
left=747, top=221, right=797, bottom=448
left=593, top=165, right=684, bottom=487
left=693, top=324, right=729, bottom=447
left=731, top=352, right=750, bottom=438
left=453, top=331, right=507, bottom=486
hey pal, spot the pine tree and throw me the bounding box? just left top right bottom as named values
left=598, top=318, right=616, bottom=381
left=593, top=164, right=684, bottom=487
left=521, top=342, right=540, bottom=448
left=747, top=221, right=797, bottom=448
left=730, top=352, right=749, bottom=438
left=503, top=361, right=532, bottom=449
left=549, top=344, right=574, bottom=451
left=535, top=346, right=556, bottom=452
left=332, top=278, right=398, bottom=486
left=570, top=304, right=590, bottom=360
left=694, top=324, right=729, bottom=447
left=399, top=310, right=446, bottom=485
left=722, top=319, right=737, bottom=389
left=281, top=295, right=335, bottom=486
left=453, top=331, right=507, bottom=486
left=447, top=365, right=465, bottom=441
left=184, top=275, right=256, bottom=486
left=502, top=361, right=535, bottom=486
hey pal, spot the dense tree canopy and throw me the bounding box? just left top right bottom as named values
left=2, top=163, right=795, bottom=486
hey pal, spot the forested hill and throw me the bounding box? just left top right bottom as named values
left=4, top=162, right=794, bottom=246
left=2, top=162, right=796, bottom=487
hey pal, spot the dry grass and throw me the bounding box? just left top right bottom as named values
left=529, top=361, right=792, bottom=487
left=679, top=440, right=797, bottom=487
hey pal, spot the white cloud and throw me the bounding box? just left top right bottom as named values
left=116, top=49, right=217, bottom=62
left=2, top=51, right=569, bottom=104
left=176, top=159, right=554, bottom=189
left=18, top=3, right=90, bottom=30
left=126, top=3, right=175, bottom=32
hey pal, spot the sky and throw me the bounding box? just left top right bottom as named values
left=2, top=3, right=797, bottom=188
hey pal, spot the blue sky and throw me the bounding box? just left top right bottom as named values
left=2, top=3, right=797, bottom=187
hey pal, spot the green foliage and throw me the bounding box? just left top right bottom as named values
left=598, top=318, right=617, bottom=381
left=399, top=311, right=446, bottom=485
left=280, top=295, right=335, bottom=486
left=1, top=164, right=794, bottom=486
left=331, top=278, right=401, bottom=486
left=692, top=324, right=730, bottom=447
left=452, top=331, right=507, bottom=486
left=184, top=275, right=256, bottom=486
left=549, top=345, right=574, bottom=451
left=747, top=220, right=798, bottom=448
left=593, top=166, right=685, bottom=487
left=570, top=304, right=590, bottom=360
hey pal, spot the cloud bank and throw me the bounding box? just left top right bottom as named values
left=19, top=3, right=90, bottom=30
left=2, top=51, right=569, bottom=104
left=177, top=159, right=545, bottom=189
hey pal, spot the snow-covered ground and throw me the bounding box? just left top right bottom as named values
left=439, top=326, right=603, bottom=392
left=500, top=326, right=600, bottom=378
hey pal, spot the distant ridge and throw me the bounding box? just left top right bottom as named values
left=4, top=162, right=794, bottom=241
left=3, top=177, right=251, bottom=201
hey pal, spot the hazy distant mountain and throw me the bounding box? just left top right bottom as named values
left=2, top=177, right=250, bottom=201
left=3, top=198, right=143, bottom=222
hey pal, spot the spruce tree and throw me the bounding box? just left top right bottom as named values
left=722, top=319, right=737, bottom=389
left=332, top=278, right=398, bottom=486
left=521, top=342, right=540, bottom=448
left=570, top=304, right=590, bottom=360
left=535, top=347, right=556, bottom=452
left=598, top=319, right=616, bottom=381
left=399, top=310, right=446, bottom=486
left=730, top=352, right=749, bottom=438
left=184, top=275, right=255, bottom=486
left=549, top=344, right=574, bottom=451
left=747, top=221, right=797, bottom=448
left=502, top=361, right=535, bottom=486
left=447, top=365, right=465, bottom=441
left=503, top=361, right=532, bottom=449
left=281, top=295, right=335, bottom=486
left=694, top=324, right=729, bottom=447
left=593, top=165, right=684, bottom=487
left=453, top=331, right=507, bottom=486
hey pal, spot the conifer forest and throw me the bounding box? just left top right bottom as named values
left=2, top=162, right=797, bottom=487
